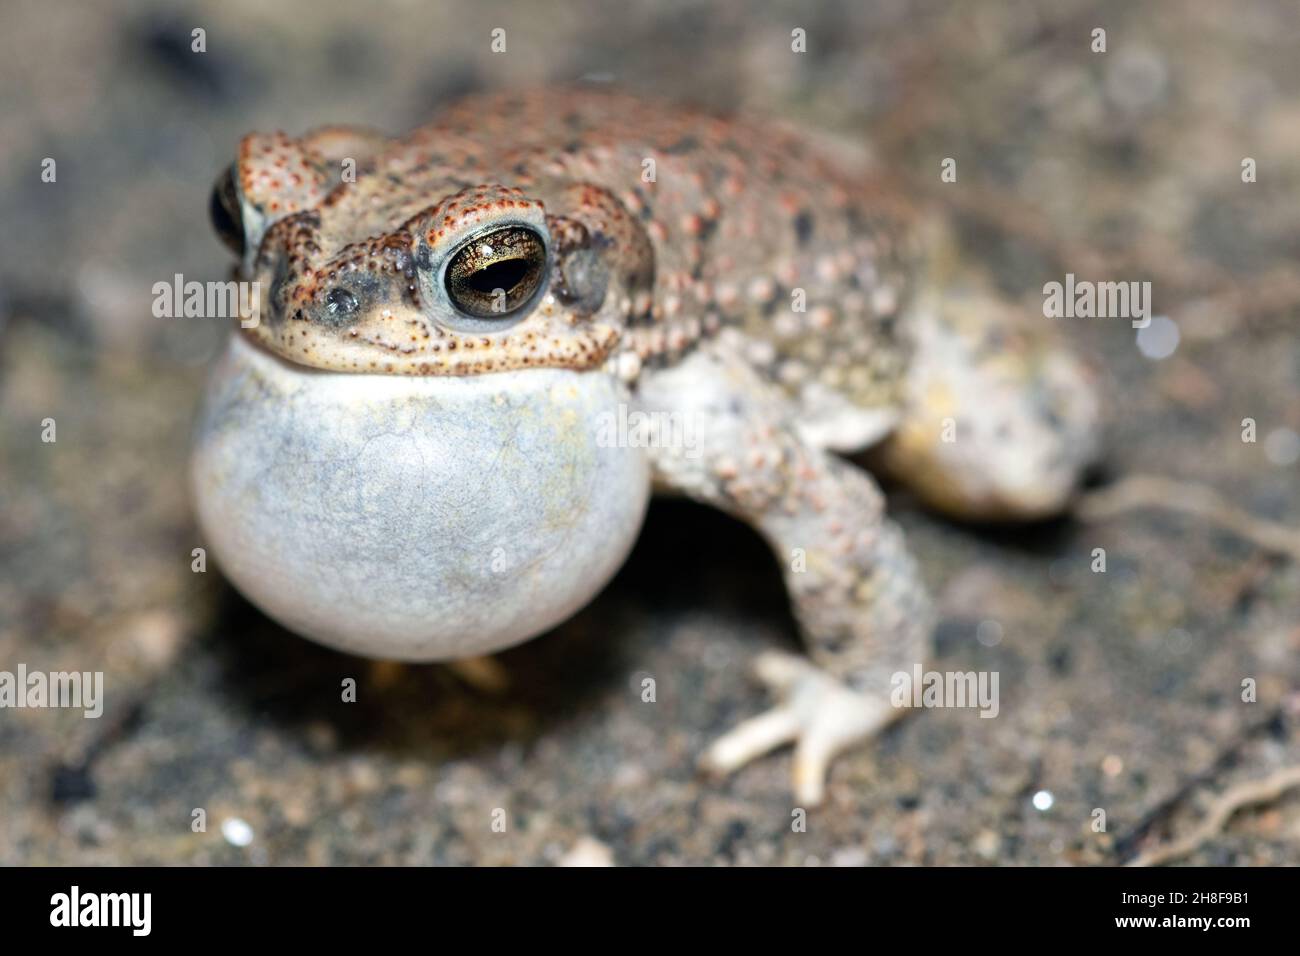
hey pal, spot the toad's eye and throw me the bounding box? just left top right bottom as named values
left=209, top=164, right=245, bottom=256
left=444, top=226, right=547, bottom=319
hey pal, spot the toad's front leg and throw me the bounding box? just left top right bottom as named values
left=635, top=340, right=934, bottom=806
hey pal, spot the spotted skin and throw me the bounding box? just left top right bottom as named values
left=214, top=89, right=1100, bottom=805
left=232, top=90, right=913, bottom=406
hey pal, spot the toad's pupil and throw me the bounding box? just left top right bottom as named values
left=469, top=259, right=528, bottom=295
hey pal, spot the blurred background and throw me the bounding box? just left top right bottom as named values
left=1, top=0, right=1298, bottom=864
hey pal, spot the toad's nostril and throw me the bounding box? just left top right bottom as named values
left=325, top=287, right=359, bottom=320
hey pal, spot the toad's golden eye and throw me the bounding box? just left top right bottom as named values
left=444, top=226, right=547, bottom=319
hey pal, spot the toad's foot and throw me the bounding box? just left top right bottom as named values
left=875, top=282, right=1102, bottom=521
left=700, top=651, right=897, bottom=806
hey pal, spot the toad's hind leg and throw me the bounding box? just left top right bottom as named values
left=637, top=338, right=933, bottom=806
left=874, top=284, right=1103, bottom=521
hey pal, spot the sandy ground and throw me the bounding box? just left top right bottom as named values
left=1, top=0, right=1298, bottom=865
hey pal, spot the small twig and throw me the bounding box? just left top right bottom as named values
left=1111, top=709, right=1282, bottom=861
left=1077, top=474, right=1300, bottom=563
left=1125, top=765, right=1300, bottom=867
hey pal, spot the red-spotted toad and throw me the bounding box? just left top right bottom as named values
left=193, top=89, right=1100, bottom=804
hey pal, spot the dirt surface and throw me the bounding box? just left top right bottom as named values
left=1, top=0, right=1298, bottom=865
